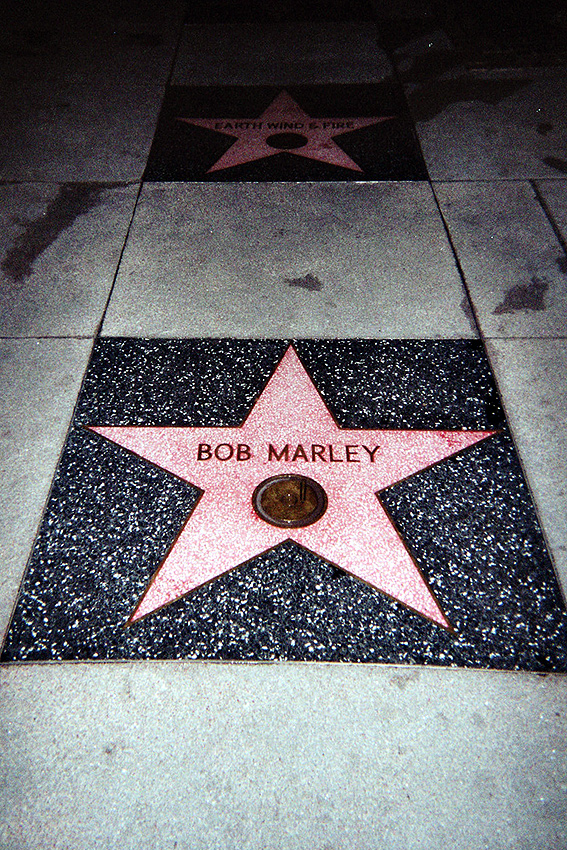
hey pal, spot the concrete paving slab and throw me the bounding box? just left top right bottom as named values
left=171, top=22, right=391, bottom=85
left=0, top=79, right=165, bottom=182
left=0, top=663, right=565, bottom=850
left=408, top=69, right=567, bottom=180
left=0, top=182, right=139, bottom=337
left=435, top=181, right=567, bottom=338
left=486, top=339, right=567, bottom=594
left=0, top=0, right=184, bottom=86
left=102, top=182, right=472, bottom=339
left=0, top=338, right=92, bottom=643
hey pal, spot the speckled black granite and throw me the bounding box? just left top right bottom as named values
left=144, top=84, right=428, bottom=182
left=2, top=339, right=566, bottom=669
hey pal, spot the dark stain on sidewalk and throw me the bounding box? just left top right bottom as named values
left=407, top=78, right=530, bottom=122
left=1, top=183, right=123, bottom=284
left=537, top=122, right=554, bottom=136
left=544, top=156, right=567, bottom=175
left=494, top=277, right=548, bottom=314
left=287, top=273, right=323, bottom=292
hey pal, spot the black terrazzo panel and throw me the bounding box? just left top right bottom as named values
left=143, top=84, right=428, bottom=182
left=2, top=339, right=566, bottom=668
left=75, top=338, right=503, bottom=430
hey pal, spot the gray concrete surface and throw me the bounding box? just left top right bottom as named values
left=0, top=80, right=164, bottom=181
left=0, top=183, right=139, bottom=336
left=436, top=180, right=567, bottom=337
left=0, top=0, right=184, bottom=87
left=410, top=70, right=567, bottom=181
left=102, top=182, right=473, bottom=339
left=172, top=22, right=392, bottom=85
left=0, top=663, right=565, bottom=850
left=536, top=179, right=567, bottom=242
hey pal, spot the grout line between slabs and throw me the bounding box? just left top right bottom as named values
left=483, top=335, right=567, bottom=341
left=430, top=176, right=567, bottom=184
left=7, top=176, right=562, bottom=186
left=427, top=186, right=567, bottom=604
left=89, top=0, right=187, bottom=339
left=531, top=179, right=567, bottom=257
left=94, top=179, right=145, bottom=339
left=0, top=179, right=142, bottom=187
left=427, top=185, right=483, bottom=340
left=2, top=657, right=566, bottom=675
left=0, top=335, right=95, bottom=341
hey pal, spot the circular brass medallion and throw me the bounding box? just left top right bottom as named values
left=253, top=474, right=328, bottom=528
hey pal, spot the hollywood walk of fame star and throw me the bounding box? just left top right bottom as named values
left=89, top=347, right=496, bottom=628
left=176, top=90, right=394, bottom=173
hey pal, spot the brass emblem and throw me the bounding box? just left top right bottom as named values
left=253, top=474, right=328, bottom=528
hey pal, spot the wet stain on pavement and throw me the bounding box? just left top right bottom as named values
left=537, top=122, right=554, bottom=135
left=407, top=78, right=530, bottom=122
left=1, top=183, right=123, bottom=284
left=544, top=156, right=567, bottom=175
left=287, top=273, right=323, bottom=292
left=494, top=277, right=548, bottom=314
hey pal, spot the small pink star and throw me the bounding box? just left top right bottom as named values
left=89, top=347, right=496, bottom=628
left=177, top=90, right=393, bottom=173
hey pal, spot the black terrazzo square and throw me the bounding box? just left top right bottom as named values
left=2, top=339, right=566, bottom=669
left=143, top=84, right=428, bottom=182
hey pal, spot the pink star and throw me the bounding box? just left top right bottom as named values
left=89, top=347, right=496, bottom=628
left=177, top=90, right=393, bottom=173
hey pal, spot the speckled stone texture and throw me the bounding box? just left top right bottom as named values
left=2, top=338, right=566, bottom=668
left=144, top=84, right=427, bottom=181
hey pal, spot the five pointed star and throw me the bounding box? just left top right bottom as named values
left=177, top=90, right=393, bottom=173
left=89, top=347, right=495, bottom=628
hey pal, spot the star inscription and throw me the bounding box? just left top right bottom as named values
left=89, top=347, right=496, bottom=628
left=176, top=90, right=394, bottom=173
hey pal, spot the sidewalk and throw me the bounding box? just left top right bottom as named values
left=1, top=2, right=566, bottom=847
